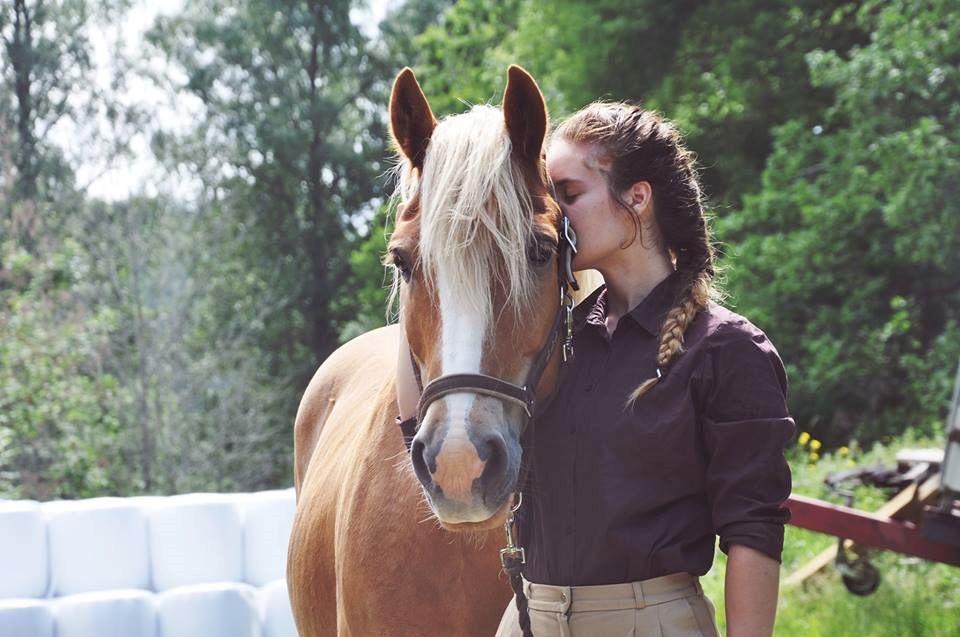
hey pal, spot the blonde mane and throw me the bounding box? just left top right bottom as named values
left=390, top=105, right=539, bottom=332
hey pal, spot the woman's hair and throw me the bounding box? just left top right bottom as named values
left=552, top=102, right=724, bottom=409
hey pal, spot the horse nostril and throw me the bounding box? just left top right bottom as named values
left=479, top=433, right=508, bottom=489
left=410, top=438, right=434, bottom=488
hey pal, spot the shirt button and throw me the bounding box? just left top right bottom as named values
left=585, top=383, right=593, bottom=393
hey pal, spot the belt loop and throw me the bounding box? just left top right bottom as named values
left=631, top=581, right=647, bottom=609
left=693, top=577, right=704, bottom=596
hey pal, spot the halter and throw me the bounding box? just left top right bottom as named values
left=396, top=203, right=579, bottom=449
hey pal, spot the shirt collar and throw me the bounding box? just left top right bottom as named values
left=573, top=270, right=684, bottom=336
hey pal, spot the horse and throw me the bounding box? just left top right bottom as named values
left=287, top=65, right=598, bottom=637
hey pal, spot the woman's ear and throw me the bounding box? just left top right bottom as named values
left=628, top=181, right=654, bottom=217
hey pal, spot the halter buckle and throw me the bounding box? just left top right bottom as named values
left=521, top=385, right=534, bottom=419
left=500, top=545, right=526, bottom=570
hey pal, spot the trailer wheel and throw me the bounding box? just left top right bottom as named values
left=842, top=561, right=880, bottom=596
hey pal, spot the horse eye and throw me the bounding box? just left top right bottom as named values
left=389, top=249, right=413, bottom=283
left=527, top=238, right=555, bottom=266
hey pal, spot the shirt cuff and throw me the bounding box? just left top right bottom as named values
left=718, top=519, right=788, bottom=563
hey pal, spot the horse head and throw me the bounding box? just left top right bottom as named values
left=387, top=66, right=572, bottom=531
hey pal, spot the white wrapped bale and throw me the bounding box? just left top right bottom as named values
left=157, top=582, right=260, bottom=637
left=44, top=498, right=150, bottom=596
left=53, top=589, right=156, bottom=637
left=258, top=579, right=297, bottom=637
left=147, top=494, right=243, bottom=591
left=0, top=501, right=48, bottom=599
left=241, top=489, right=295, bottom=586
left=0, top=599, right=54, bottom=637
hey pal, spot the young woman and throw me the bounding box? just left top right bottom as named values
left=399, top=102, right=794, bottom=637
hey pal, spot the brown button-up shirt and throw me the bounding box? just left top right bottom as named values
left=518, top=270, right=795, bottom=586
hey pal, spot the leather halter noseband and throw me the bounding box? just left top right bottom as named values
left=397, top=196, right=579, bottom=451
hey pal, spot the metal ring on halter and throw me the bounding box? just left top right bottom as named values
left=511, top=491, right=523, bottom=513
left=561, top=217, right=580, bottom=292
left=563, top=216, right=578, bottom=254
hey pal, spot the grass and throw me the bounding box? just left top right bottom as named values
left=699, top=430, right=960, bottom=636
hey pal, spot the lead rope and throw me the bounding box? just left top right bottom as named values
left=501, top=492, right=533, bottom=637
left=501, top=388, right=541, bottom=637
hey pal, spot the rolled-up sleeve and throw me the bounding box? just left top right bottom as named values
left=698, top=321, right=795, bottom=563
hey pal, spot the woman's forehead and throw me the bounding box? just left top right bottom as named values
left=546, top=139, right=605, bottom=181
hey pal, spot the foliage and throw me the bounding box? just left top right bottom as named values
left=504, top=0, right=869, bottom=208
left=410, top=0, right=522, bottom=115
left=0, top=240, right=133, bottom=499
left=71, top=195, right=296, bottom=493
left=145, top=0, right=389, bottom=378
left=336, top=202, right=396, bottom=342
left=718, top=0, right=960, bottom=446
left=0, top=0, right=134, bottom=246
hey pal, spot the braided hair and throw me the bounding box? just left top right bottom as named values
left=552, top=102, right=725, bottom=409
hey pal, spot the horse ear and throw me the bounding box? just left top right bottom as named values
left=502, top=65, right=548, bottom=163
left=390, top=68, right=437, bottom=171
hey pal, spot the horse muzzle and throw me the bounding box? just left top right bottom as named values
left=410, top=406, right=522, bottom=524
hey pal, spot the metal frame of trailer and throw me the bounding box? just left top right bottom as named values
left=784, top=360, right=960, bottom=594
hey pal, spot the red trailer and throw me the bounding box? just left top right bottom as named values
left=784, top=361, right=960, bottom=594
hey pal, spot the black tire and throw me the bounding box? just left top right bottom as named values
left=842, top=561, right=881, bottom=596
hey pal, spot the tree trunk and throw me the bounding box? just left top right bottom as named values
left=304, top=0, right=344, bottom=365
left=10, top=0, right=38, bottom=204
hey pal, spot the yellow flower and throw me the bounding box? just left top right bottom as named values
left=847, top=459, right=856, bottom=468
left=839, top=446, right=849, bottom=457
left=809, top=451, right=820, bottom=462
left=810, top=439, right=822, bottom=451
left=798, top=432, right=811, bottom=446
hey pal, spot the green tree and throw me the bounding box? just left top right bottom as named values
left=0, top=239, right=134, bottom=499
left=508, top=0, right=868, bottom=207
left=146, top=0, right=389, bottom=382
left=718, top=0, right=960, bottom=445
left=0, top=0, right=131, bottom=250
left=0, top=0, right=148, bottom=499
left=410, top=0, right=522, bottom=115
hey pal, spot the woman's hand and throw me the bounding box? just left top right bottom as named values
left=724, top=544, right=780, bottom=637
